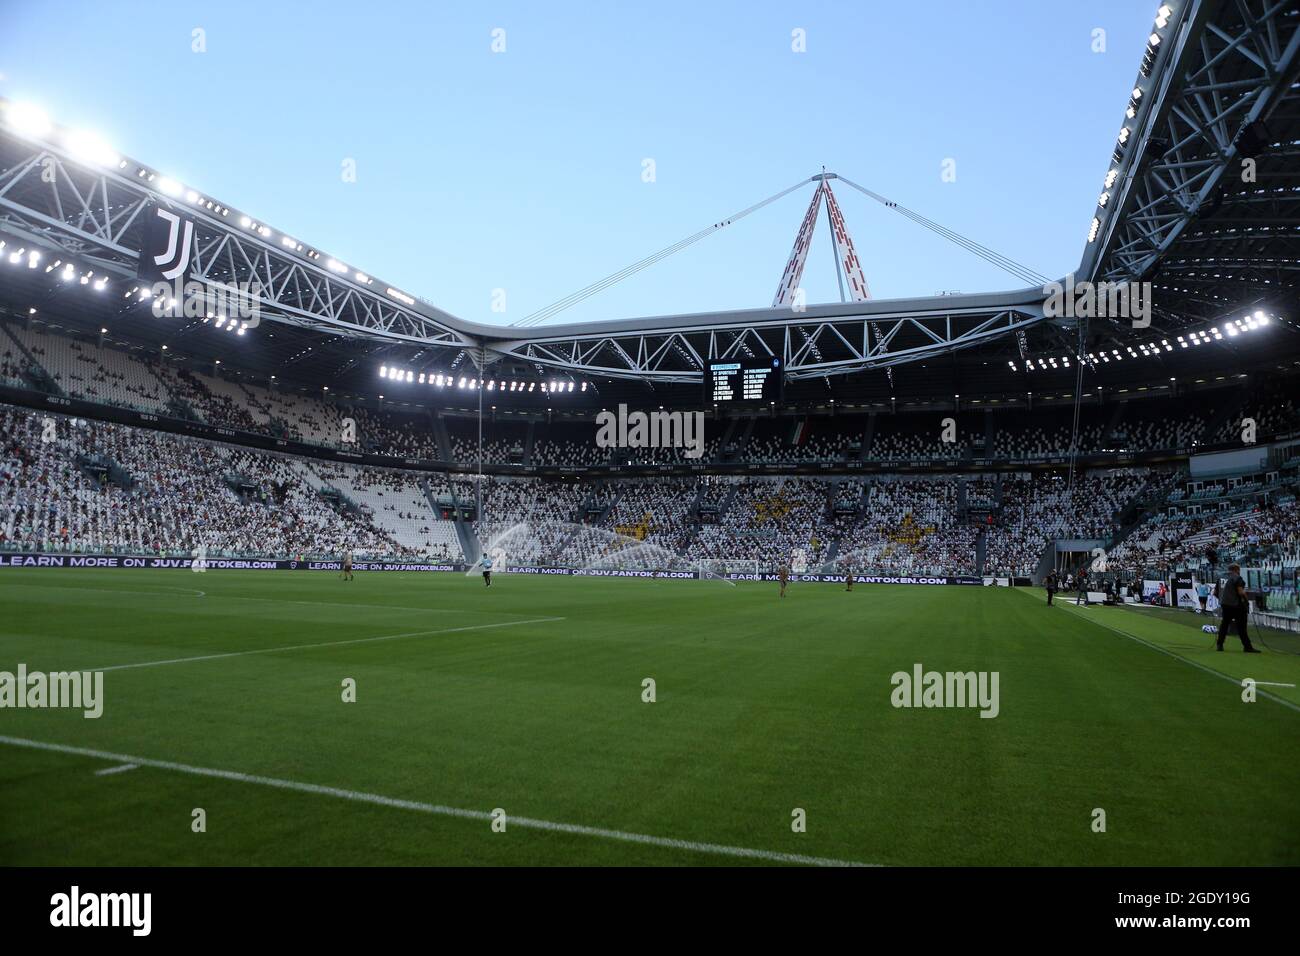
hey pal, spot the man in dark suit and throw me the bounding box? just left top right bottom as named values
left=1217, top=563, right=1260, bottom=653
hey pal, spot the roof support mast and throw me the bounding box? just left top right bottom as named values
left=773, top=172, right=872, bottom=308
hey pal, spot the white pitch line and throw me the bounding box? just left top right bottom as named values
left=93, top=763, right=139, bottom=776
left=1048, top=599, right=1300, bottom=714
left=7, top=584, right=517, bottom=617
left=0, top=735, right=875, bottom=868
left=8, top=584, right=207, bottom=599
left=88, top=616, right=566, bottom=673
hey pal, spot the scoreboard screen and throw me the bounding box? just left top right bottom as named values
left=704, top=358, right=784, bottom=405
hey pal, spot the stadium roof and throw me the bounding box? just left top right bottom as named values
left=0, top=0, right=1296, bottom=407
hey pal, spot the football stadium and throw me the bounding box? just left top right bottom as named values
left=0, top=0, right=1298, bottom=904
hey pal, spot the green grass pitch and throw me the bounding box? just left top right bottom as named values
left=1, top=568, right=1297, bottom=866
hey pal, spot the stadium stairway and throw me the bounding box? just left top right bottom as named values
left=859, top=413, right=876, bottom=461
left=147, top=363, right=200, bottom=422
left=1103, top=400, right=1128, bottom=444
left=1033, top=541, right=1055, bottom=585
left=418, top=478, right=442, bottom=520
left=454, top=515, right=479, bottom=563
left=1204, top=388, right=1248, bottom=442
left=591, top=484, right=622, bottom=526
left=821, top=480, right=839, bottom=522
left=445, top=479, right=480, bottom=561
left=1, top=323, right=61, bottom=395
left=80, top=452, right=133, bottom=491
left=1105, top=472, right=1182, bottom=553
left=431, top=410, right=453, bottom=461
left=714, top=417, right=739, bottom=463
left=737, top=417, right=758, bottom=457
left=719, top=478, right=742, bottom=520
left=522, top=419, right=537, bottom=466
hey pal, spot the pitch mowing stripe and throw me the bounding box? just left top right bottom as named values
left=0, top=735, right=877, bottom=867
left=9, top=582, right=525, bottom=617
left=1041, top=596, right=1300, bottom=714
left=88, top=617, right=567, bottom=672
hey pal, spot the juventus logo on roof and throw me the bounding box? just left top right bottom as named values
left=139, top=204, right=195, bottom=282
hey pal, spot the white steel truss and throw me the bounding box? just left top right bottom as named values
left=1082, top=0, right=1300, bottom=293
left=0, top=134, right=471, bottom=347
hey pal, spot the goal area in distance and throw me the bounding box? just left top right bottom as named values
left=694, top=559, right=763, bottom=580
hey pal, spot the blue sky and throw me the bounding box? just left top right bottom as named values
left=1, top=1, right=1155, bottom=326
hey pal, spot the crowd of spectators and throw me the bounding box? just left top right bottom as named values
left=6, top=396, right=1297, bottom=579
left=0, top=404, right=434, bottom=560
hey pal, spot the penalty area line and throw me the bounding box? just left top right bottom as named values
left=86, top=616, right=566, bottom=673
left=93, top=763, right=139, bottom=776
left=0, top=735, right=876, bottom=868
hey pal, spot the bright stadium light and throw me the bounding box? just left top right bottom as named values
left=379, top=366, right=388, bottom=378
left=64, top=129, right=120, bottom=168
left=157, top=177, right=183, bottom=197
left=5, top=102, right=52, bottom=139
